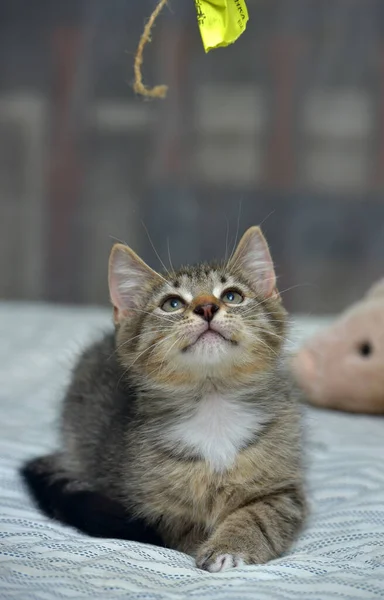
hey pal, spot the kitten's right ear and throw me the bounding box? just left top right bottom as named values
left=108, top=244, right=161, bottom=324
left=228, top=226, right=277, bottom=298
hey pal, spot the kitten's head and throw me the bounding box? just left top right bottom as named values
left=109, top=227, right=286, bottom=389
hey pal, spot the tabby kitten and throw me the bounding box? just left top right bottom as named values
left=22, top=226, right=306, bottom=572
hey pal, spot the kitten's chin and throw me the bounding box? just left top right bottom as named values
left=180, top=330, right=239, bottom=366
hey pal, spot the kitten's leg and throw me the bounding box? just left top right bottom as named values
left=162, top=521, right=209, bottom=556
left=21, top=454, right=165, bottom=546
left=195, top=485, right=306, bottom=572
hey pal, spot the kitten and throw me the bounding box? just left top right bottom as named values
left=21, top=226, right=306, bottom=572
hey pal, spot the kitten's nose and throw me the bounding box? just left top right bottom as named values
left=193, top=302, right=220, bottom=322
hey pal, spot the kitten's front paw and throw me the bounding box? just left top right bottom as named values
left=196, top=550, right=245, bottom=573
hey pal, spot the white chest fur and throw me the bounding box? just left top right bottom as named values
left=165, top=393, right=267, bottom=472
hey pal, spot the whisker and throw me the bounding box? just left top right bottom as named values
left=167, top=237, right=175, bottom=274
left=228, top=199, right=242, bottom=263
left=109, top=234, right=128, bottom=245
left=253, top=335, right=279, bottom=358
left=107, top=332, right=144, bottom=360
left=127, top=307, right=175, bottom=323
left=141, top=220, right=171, bottom=277
left=238, top=283, right=312, bottom=317
left=258, top=327, right=295, bottom=348
left=259, top=210, right=275, bottom=229
left=224, top=216, right=230, bottom=262
left=248, top=283, right=313, bottom=312
left=147, top=335, right=184, bottom=379
left=109, top=324, right=176, bottom=360
left=128, top=332, right=175, bottom=370
left=240, top=311, right=285, bottom=323
left=277, top=283, right=314, bottom=296
left=116, top=331, right=176, bottom=388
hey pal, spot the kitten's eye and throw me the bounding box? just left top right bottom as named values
left=161, top=296, right=185, bottom=312
left=221, top=290, right=244, bottom=305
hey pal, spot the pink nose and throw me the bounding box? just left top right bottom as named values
left=193, top=303, right=219, bottom=322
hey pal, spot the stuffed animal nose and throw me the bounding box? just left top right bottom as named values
left=193, top=303, right=220, bottom=322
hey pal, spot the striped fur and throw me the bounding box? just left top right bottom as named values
left=21, top=227, right=306, bottom=572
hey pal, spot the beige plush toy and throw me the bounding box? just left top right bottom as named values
left=292, top=279, right=384, bottom=414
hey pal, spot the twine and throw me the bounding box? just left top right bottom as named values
left=133, top=0, right=168, bottom=99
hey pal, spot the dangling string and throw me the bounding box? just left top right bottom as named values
left=133, top=0, right=168, bottom=99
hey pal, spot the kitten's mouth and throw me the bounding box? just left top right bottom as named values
left=182, top=328, right=237, bottom=352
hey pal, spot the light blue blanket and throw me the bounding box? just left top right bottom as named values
left=0, top=304, right=383, bottom=599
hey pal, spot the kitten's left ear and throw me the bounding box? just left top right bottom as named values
left=109, top=244, right=162, bottom=324
left=229, top=226, right=278, bottom=298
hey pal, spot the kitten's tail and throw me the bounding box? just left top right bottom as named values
left=20, top=454, right=164, bottom=546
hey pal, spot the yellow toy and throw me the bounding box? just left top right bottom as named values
left=133, top=0, right=249, bottom=99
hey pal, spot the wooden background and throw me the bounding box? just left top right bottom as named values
left=1, top=0, right=384, bottom=313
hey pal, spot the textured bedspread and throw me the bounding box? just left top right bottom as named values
left=0, top=303, right=383, bottom=599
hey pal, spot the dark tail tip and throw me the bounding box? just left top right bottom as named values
left=20, top=456, right=64, bottom=519
left=20, top=455, right=165, bottom=546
